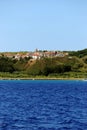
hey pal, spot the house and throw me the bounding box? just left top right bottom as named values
left=14, top=53, right=21, bottom=60
left=32, top=52, right=42, bottom=59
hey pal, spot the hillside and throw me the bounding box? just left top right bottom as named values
left=0, top=49, right=87, bottom=78
left=69, top=48, right=87, bottom=58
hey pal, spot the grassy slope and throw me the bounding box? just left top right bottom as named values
left=0, top=49, right=87, bottom=78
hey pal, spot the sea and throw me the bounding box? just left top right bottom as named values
left=0, top=80, right=87, bottom=130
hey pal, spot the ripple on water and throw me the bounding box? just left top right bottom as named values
left=0, top=80, right=87, bottom=130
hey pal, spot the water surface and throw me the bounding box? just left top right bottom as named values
left=0, top=80, right=87, bottom=130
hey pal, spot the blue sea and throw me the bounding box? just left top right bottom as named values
left=0, top=80, right=87, bottom=130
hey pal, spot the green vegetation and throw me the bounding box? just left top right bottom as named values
left=69, top=48, right=87, bottom=58
left=0, top=49, right=87, bottom=79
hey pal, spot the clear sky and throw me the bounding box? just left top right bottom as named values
left=0, top=0, right=87, bottom=52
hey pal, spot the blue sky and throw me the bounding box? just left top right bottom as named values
left=0, top=0, right=87, bottom=52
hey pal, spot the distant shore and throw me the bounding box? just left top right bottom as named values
left=0, top=77, right=84, bottom=80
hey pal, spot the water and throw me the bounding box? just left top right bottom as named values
left=0, top=80, right=87, bottom=130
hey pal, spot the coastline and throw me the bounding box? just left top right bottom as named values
left=0, top=77, right=84, bottom=80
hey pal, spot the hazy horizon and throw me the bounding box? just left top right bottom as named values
left=0, top=47, right=86, bottom=53
left=0, top=0, right=87, bottom=52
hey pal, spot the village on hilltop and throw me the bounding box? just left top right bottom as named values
left=0, top=49, right=69, bottom=60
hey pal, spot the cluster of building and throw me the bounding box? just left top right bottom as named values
left=0, top=49, right=69, bottom=60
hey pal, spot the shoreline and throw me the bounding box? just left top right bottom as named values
left=0, top=77, right=84, bottom=80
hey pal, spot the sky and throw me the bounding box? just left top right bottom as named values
left=0, top=0, right=87, bottom=52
